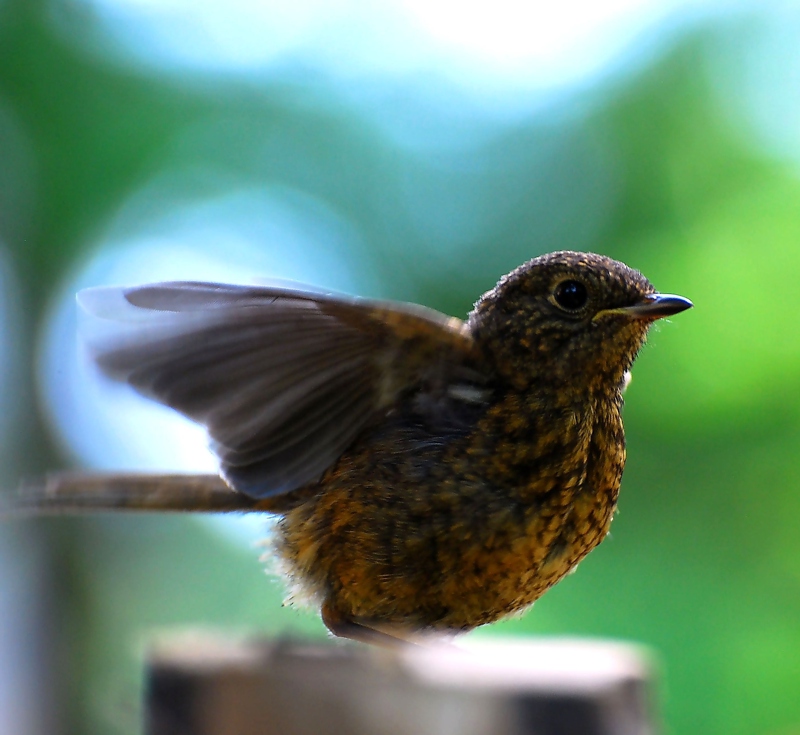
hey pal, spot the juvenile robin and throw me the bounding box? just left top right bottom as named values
left=19, top=251, right=691, bottom=646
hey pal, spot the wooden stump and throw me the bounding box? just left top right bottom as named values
left=146, top=634, right=657, bottom=735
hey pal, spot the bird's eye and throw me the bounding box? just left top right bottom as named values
left=553, top=280, right=588, bottom=311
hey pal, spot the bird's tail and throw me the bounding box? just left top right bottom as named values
left=3, top=473, right=264, bottom=516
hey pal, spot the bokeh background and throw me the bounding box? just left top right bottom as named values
left=1, top=0, right=800, bottom=733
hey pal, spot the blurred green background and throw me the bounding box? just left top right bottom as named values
left=2, top=0, right=800, bottom=733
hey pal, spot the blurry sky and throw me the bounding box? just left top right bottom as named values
left=40, top=0, right=746, bottom=477
left=61, top=0, right=714, bottom=85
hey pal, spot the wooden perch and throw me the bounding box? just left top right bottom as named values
left=146, top=634, right=657, bottom=735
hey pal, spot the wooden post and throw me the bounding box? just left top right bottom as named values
left=146, top=634, right=658, bottom=735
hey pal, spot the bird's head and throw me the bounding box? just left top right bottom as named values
left=468, top=251, right=692, bottom=394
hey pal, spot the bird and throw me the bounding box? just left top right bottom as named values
left=16, top=250, right=691, bottom=647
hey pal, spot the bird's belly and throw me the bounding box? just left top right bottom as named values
left=273, top=472, right=617, bottom=632
left=418, top=486, right=617, bottom=628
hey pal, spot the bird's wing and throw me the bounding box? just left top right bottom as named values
left=79, top=281, right=478, bottom=499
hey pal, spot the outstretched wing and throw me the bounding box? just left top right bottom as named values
left=79, top=281, right=477, bottom=499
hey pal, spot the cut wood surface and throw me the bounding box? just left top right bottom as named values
left=146, top=634, right=657, bottom=735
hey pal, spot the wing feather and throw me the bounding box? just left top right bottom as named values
left=79, top=280, right=477, bottom=499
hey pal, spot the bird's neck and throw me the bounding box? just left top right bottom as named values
left=472, top=381, right=622, bottom=485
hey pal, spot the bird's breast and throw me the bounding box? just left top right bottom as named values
left=272, top=389, right=626, bottom=630
left=446, top=391, right=625, bottom=614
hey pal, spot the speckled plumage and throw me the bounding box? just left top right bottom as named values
left=267, top=252, right=663, bottom=635
left=18, top=250, right=691, bottom=645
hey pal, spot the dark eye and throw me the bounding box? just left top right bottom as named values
left=553, top=280, right=588, bottom=311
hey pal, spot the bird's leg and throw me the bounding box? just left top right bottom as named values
left=320, top=602, right=422, bottom=650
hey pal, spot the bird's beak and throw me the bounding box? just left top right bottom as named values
left=618, top=293, right=693, bottom=320
left=594, top=293, right=693, bottom=322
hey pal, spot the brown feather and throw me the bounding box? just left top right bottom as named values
left=79, top=281, right=477, bottom=498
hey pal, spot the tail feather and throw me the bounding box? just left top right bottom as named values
left=4, top=473, right=263, bottom=516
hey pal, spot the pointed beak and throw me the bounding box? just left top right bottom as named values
left=619, top=293, right=693, bottom=320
